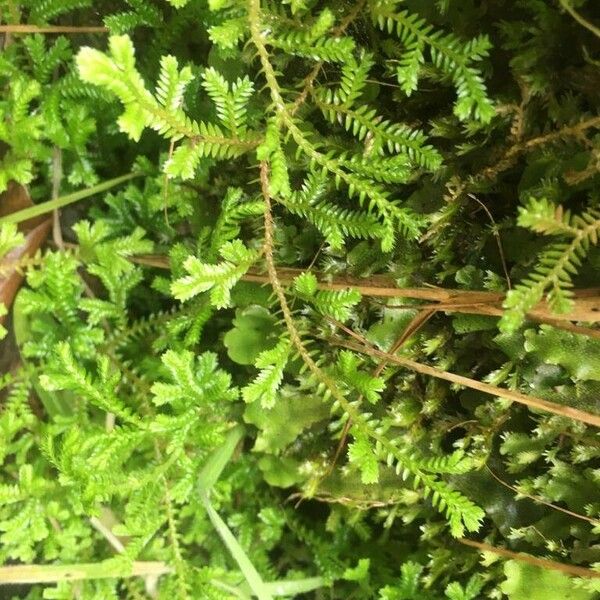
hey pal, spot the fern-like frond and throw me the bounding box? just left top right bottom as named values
left=280, top=173, right=385, bottom=249
left=201, top=68, right=254, bottom=136
left=335, top=52, right=375, bottom=108
left=23, top=35, right=72, bottom=84
left=40, top=343, right=141, bottom=426
left=77, top=36, right=257, bottom=170
left=343, top=419, right=484, bottom=536
left=104, top=0, right=162, bottom=34
left=208, top=16, right=248, bottom=50
left=0, top=223, right=25, bottom=259
left=294, top=271, right=361, bottom=321
left=151, top=349, right=237, bottom=410
left=267, top=7, right=354, bottom=63
left=369, top=0, right=494, bottom=122
left=315, top=101, right=443, bottom=171
left=28, top=0, right=92, bottom=23
left=501, top=199, right=600, bottom=331
left=336, top=351, right=384, bottom=404
left=209, top=187, right=264, bottom=256
left=242, top=336, right=291, bottom=408
left=171, top=240, right=261, bottom=307
left=273, top=35, right=355, bottom=63
left=155, top=55, right=194, bottom=113
left=288, top=121, right=425, bottom=249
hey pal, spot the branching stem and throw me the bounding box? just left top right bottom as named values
left=260, top=161, right=480, bottom=534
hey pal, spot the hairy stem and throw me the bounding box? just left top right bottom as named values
left=260, top=161, right=480, bottom=534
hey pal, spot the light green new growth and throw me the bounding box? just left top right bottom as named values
left=171, top=240, right=261, bottom=308
left=501, top=197, right=600, bottom=331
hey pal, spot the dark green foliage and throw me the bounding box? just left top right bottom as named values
left=1, top=0, right=600, bottom=598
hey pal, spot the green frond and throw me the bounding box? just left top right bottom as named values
left=57, top=72, right=115, bottom=103
left=104, top=0, right=162, bottom=33
left=40, top=343, right=141, bottom=426
left=242, top=336, right=291, bottom=408
left=201, top=68, right=254, bottom=136
left=287, top=122, right=425, bottom=249
left=156, top=55, right=195, bottom=113
left=0, top=77, right=43, bottom=191
left=315, top=101, right=443, bottom=171
left=273, top=35, right=355, bottom=63
left=501, top=200, right=600, bottom=331
left=280, top=173, right=385, bottom=249
left=294, top=271, right=318, bottom=296
left=151, top=349, right=237, bottom=410
left=412, top=450, right=476, bottom=475
left=266, top=7, right=354, bottom=63
left=391, top=453, right=484, bottom=536
left=28, top=0, right=92, bottom=23
left=369, top=0, right=495, bottom=122
left=256, top=119, right=291, bottom=198
left=171, top=240, right=261, bottom=307
left=24, top=35, right=72, bottom=84
left=343, top=416, right=484, bottom=536
left=336, top=351, right=384, bottom=404
left=294, top=271, right=361, bottom=320
left=269, top=147, right=292, bottom=198
left=339, top=154, right=413, bottom=184
left=18, top=252, right=105, bottom=363
left=348, top=432, right=379, bottom=484
left=77, top=35, right=256, bottom=164
left=210, top=187, right=264, bottom=256
left=335, top=52, right=375, bottom=108
left=208, top=16, right=248, bottom=50
left=311, top=289, right=362, bottom=321
left=517, top=196, right=577, bottom=236
left=0, top=223, right=25, bottom=259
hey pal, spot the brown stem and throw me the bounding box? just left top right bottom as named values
left=0, top=25, right=108, bottom=33
left=485, top=466, right=600, bottom=526
left=328, top=319, right=600, bottom=428
left=458, top=538, right=600, bottom=579
left=478, top=116, right=600, bottom=183
left=328, top=308, right=436, bottom=472
left=129, top=255, right=600, bottom=333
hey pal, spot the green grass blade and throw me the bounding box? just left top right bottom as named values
left=197, top=425, right=244, bottom=493
left=201, top=494, right=273, bottom=600
left=0, top=172, right=141, bottom=225
left=265, top=577, right=327, bottom=596
left=211, top=578, right=252, bottom=599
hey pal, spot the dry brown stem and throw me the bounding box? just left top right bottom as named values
left=0, top=25, right=107, bottom=33
left=459, top=538, right=600, bottom=579
left=328, top=319, right=600, bottom=428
